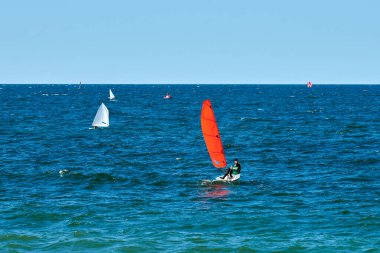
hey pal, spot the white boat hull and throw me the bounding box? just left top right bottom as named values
left=214, top=174, right=240, bottom=182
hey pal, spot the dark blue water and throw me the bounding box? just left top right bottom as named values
left=0, top=85, right=379, bottom=252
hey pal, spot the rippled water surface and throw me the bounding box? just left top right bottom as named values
left=0, top=84, right=379, bottom=252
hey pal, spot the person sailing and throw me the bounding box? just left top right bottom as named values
left=221, top=159, right=241, bottom=179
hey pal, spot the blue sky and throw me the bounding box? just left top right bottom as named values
left=0, top=0, right=379, bottom=84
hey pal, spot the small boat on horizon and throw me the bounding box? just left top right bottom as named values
left=164, top=93, right=173, bottom=99
left=109, top=89, right=116, bottom=101
left=307, top=81, right=313, bottom=88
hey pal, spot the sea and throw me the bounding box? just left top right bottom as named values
left=0, top=84, right=379, bottom=252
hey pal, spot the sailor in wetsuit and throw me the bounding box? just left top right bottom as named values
left=221, top=159, right=241, bottom=179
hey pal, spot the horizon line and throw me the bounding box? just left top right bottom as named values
left=1, top=83, right=380, bottom=85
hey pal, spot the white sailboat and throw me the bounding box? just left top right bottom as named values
left=91, top=103, right=109, bottom=128
left=109, top=89, right=115, bottom=100
left=163, top=93, right=172, bottom=99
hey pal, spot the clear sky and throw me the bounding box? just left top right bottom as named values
left=0, top=0, right=379, bottom=84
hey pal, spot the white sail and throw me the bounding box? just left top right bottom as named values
left=109, top=89, right=115, bottom=100
left=92, top=103, right=109, bottom=127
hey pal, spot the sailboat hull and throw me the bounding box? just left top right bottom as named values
left=214, top=174, right=241, bottom=182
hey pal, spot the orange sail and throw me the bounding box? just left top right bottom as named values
left=200, top=99, right=227, bottom=168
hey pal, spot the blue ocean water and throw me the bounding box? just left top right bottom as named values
left=0, top=84, right=379, bottom=252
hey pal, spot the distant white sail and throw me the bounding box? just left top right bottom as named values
left=92, top=103, right=109, bottom=127
left=109, top=89, right=115, bottom=100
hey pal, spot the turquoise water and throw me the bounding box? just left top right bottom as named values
left=0, top=84, right=379, bottom=252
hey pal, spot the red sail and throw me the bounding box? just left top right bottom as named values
left=200, top=99, right=227, bottom=168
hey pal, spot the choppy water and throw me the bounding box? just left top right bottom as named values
left=0, top=84, right=379, bottom=252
